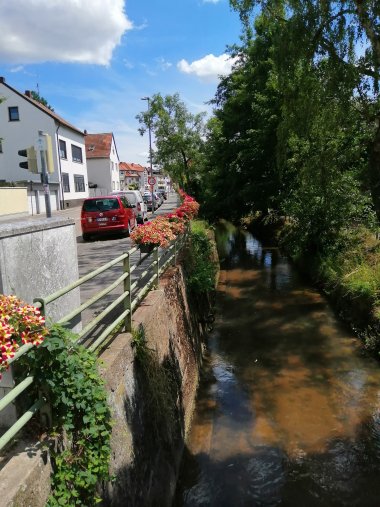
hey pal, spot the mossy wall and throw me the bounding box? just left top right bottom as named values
left=100, top=265, right=210, bottom=507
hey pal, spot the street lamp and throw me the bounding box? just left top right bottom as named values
left=141, top=96, right=155, bottom=216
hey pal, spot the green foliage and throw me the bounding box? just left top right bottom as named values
left=30, top=91, right=54, bottom=111
left=185, top=220, right=217, bottom=293
left=199, top=18, right=281, bottom=221
left=22, top=325, right=112, bottom=506
left=136, top=93, right=206, bottom=193
left=131, top=326, right=179, bottom=441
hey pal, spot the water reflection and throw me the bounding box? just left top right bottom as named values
left=174, top=221, right=380, bottom=506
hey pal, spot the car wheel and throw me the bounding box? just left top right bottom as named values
left=82, top=233, right=91, bottom=241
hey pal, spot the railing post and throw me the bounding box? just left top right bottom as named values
left=173, top=238, right=177, bottom=266
left=153, top=246, right=159, bottom=288
left=123, top=253, right=132, bottom=332
left=38, top=388, right=52, bottom=428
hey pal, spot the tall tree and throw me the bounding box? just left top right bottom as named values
left=230, top=0, right=380, bottom=221
left=136, top=93, right=206, bottom=193
left=199, top=13, right=282, bottom=221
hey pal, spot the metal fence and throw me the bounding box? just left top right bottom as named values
left=0, top=231, right=188, bottom=451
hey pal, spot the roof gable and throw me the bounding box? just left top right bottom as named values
left=119, top=162, right=145, bottom=172
left=85, top=133, right=114, bottom=159
left=0, top=77, right=83, bottom=135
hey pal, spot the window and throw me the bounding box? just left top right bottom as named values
left=0, top=139, right=3, bottom=153
left=71, top=144, right=83, bottom=163
left=74, top=175, right=85, bottom=192
left=8, top=107, right=19, bottom=121
left=62, top=172, right=70, bottom=192
left=59, top=140, right=67, bottom=159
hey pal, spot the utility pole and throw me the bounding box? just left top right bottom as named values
left=38, top=130, right=52, bottom=218
left=141, top=97, right=155, bottom=216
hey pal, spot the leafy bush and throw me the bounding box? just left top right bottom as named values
left=22, top=325, right=112, bottom=506
left=185, top=220, right=217, bottom=294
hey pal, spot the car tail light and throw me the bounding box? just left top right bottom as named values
left=87, top=217, right=93, bottom=223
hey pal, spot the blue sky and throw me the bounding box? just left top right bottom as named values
left=0, top=0, right=242, bottom=164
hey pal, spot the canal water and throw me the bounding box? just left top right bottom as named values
left=174, top=221, right=380, bottom=506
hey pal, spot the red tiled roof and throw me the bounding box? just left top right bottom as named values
left=85, top=133, right=113, bottom=158
left=119, top=162, right=145, bottom=172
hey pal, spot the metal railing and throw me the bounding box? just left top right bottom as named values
left=0, top=231, right=188, bottom=451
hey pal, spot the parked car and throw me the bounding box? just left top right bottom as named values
left=157, top=189, right=167, bottom=200
left=143, top=193, right=158, bottom=211
left=153, top=192, right=163, bottom=207
left=81, top=195, right=137, bottom=241
left=111, top=190, right=147, bottom=224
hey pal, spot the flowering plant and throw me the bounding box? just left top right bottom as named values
left=177, top=191, right=200, bottom=220
left=0, top=295, right=48, bottom=375
left=131, top=216, right=177, bottom=248
left=130, top=191, right=199, bottom=248
left=166, top=213, right=186, bottom=235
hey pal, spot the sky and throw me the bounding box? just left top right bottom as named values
left=0, top=0, right=243, bottom=165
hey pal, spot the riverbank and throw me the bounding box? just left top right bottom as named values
left=175, top=220, right=380, bottom=506
left=245, top=216, right=380, bottom=355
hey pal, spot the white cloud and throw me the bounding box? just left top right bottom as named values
left=0, top=0, right=132, bottom=65
left=156, top=57, right=172, bottom=71
left=10, top=66, right=24, bottom=73
left=177, top=53, right=236, bottom=82
left=203, top=0, right=222, bottom=3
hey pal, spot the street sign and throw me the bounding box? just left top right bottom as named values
left=148, top=176, right=156, bottom=185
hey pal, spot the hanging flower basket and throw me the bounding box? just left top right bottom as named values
left=140, top=243, right=155, bottom=254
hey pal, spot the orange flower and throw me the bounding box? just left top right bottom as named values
left=0, top=295, right=49, bottom=376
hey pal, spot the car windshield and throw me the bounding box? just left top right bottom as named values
left=83, top=198, right=120, bottom=212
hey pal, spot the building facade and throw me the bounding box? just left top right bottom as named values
left=85, top=133, right=120, bottom=196
left=0, top=77, right=89, bottom=213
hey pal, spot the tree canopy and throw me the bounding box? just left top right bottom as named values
left=136, top=93, right=206, bottom=193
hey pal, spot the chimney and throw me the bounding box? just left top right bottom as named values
left=0, top=77, right=5, bottom=84
left=84, top=129, right=87, bottom=135
left=25, top=90, right=32, bottom=98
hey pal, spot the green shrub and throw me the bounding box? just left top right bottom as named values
left=22, top=325, right=112, bottom=506
left=185, top=220, right=217, bottom=293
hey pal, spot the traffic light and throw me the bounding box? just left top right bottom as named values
left=43, top=133, right=54, bottom=174
left=18, top=146, right=38, bottom=173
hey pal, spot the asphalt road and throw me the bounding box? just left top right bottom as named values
left=61, top=192, right=180, bottom=344
left=2, top=193, right=180, bottom=345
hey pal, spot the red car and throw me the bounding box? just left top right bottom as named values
left=81, top=195, right=137, bottom=241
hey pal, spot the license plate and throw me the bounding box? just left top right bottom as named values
left=97, top=217, right=108, bottom=222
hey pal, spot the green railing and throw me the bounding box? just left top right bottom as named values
left=0, top=231, right=188, bottom=451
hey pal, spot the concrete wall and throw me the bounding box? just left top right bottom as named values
left=0, top=217, right=81, bottom=430
left=0, top=187, right=28, bottom=218
left=0, top=263, right=209, bottom=507
left=0, top=216, right=80, bottom=323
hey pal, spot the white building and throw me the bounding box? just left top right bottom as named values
left=0, top=77, right=89, bottom=213
left=85, top=133, right=120, bottom=196
left=119, top=162, right=145, bottom=191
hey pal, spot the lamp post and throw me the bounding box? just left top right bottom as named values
left=141, top=96, right=155, bottom=216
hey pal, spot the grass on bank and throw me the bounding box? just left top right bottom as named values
left=318, top=228, right=380, bottom=311
left=185, top=220, right=218, bottom=294
left=282, top=223, right=380, bottom=350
